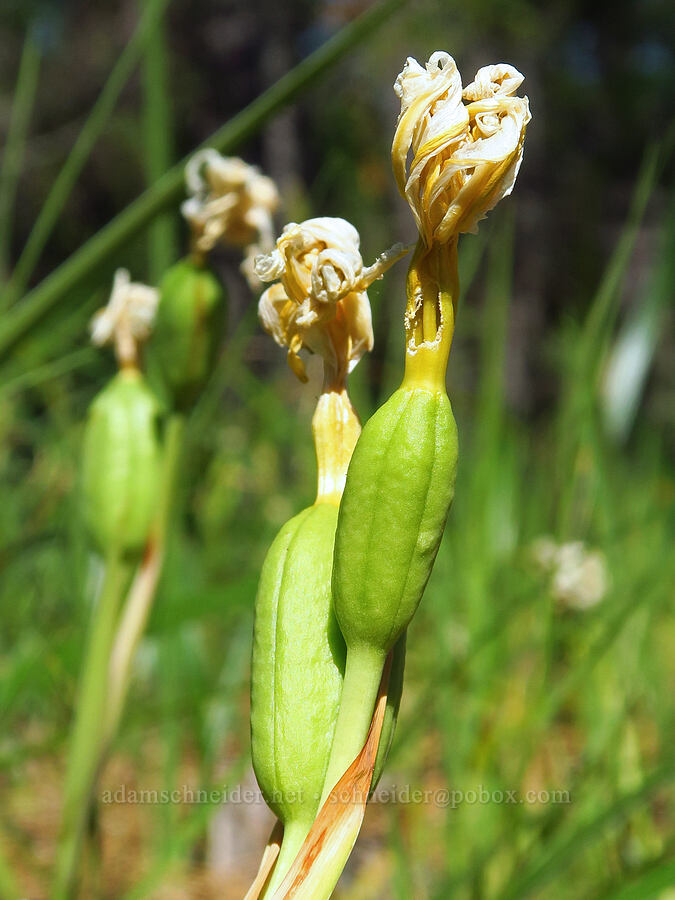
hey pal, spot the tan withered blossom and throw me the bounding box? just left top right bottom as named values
left=90, top=269, right=159, bottom=368
left=181, top=150, right=279, bottom=285
left=255, top=217, right=407, bottom=385
left=392, top=52, right=531, bottom=247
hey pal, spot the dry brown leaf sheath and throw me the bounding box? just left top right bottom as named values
left=244, top=820, right=284, bottom=900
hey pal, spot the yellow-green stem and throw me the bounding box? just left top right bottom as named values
left=104, top=413, right=185, bottom=747
left=402, top=238, right=458, bottom=393
left=262, top=819, right=311, bottom=897
left=319, top=644, right=386, bottom=808
left=52, top=414, right=185, bottom=899
left=51, top=551, right=133, bottom=900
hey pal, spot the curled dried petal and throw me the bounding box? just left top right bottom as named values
left=392, top=52, right=531, bottom=246
left=256, top=218, right=407, bottom=383
left=462, top=63, right=524, bottom=101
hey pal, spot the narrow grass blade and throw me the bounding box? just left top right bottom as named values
left=495, top=763, right=675, bottom=900
left=141, top=0, right=176, bottom=281
left=593, top=858, right=675, bottom=900
left=0, top=346, right=96, bottom=397
left=601, top=191, right=675, bottom=440
left=577, top=142, right=661, bottom=376
left=2, top=0, right=170, bottom=309
left=0, top=26, right=42, bottom=288
left=0, top=0, right=406, bottom=358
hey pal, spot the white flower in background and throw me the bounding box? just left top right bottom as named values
left=181, top=149, right=279, bottom=286
left=531, top=537, right=609, bottom=610
left=255, top=217, right=408, bottom=383
left=392, top=52, right=531, bottom=246
left=90, top=268, right=159, bottom=367
left=530, top=536, right=559, bottom=570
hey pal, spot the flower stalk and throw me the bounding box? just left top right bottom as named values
left=52, top=552, right=134, bottom=900
left=315, top=49, right=530, bottom=871
left=249, top=218, right=408, bottom=897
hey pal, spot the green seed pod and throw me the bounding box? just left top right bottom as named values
left=81, top=369, right=161, bottom=557
left=146, top=257, right=227, bottom=410
left=321, top=385, right=457, bottom=802
left=334, top=386, right=458, bottom=653
left=251, top=502, right=346, bottom=889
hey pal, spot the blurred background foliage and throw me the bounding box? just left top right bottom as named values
left=0, top=0, right=673, bottom=897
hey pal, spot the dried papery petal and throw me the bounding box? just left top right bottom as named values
left=435, top=95, right=531, bottom=240
left=255, top=217, right=407, bottom=385
left=90, top=269, right=159, bottom=368
left=181, top=149, right=279, bottom=265
left=462, top=63, right=524, bottom=100
left=392, top=52, right=468, bottom=244
left=392, top=52, right=531, bottom=246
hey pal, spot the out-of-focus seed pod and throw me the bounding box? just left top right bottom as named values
left=81, top=369, right=161, bottom=557
left=250, top=501, right=346, bottom=893
left=146, top=257, right=227, bottom=410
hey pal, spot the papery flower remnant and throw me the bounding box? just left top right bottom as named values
left=392, top=52, right=531, bottom=247
left=181, top=149, right=279, bottom=287
left=255, top=217, right=408, bottom=385
left=90, top=269, right=159, bottom=368
left=531, top=537, right=609, bottom=610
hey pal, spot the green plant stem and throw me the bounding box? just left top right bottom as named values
left=52, top=552, right=133, bottom=900
left=0, top=27, right=41, bottom=289
left=1, top=0, right=170, bottom=310
left=263, top=820, right=310, bottom=897
left=0, top=0, right=405, bottom=357
left=141, top=0, right=175, bottom=281
left=319, top=644, right=386, bottom=807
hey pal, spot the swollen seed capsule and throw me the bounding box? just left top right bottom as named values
left=250, top=502, right=346, bottom=890
left=320, top=385, right=457, bottom=803
left=81, top=369, right=161, bottom=557
left=146, top=257, right=227, bottom=410
left=334, top=386, right=458, bottom=654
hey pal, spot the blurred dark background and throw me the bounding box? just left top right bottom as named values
left=1, top=0, right=673, bottom=419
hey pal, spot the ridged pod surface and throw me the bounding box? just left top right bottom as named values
left=81, top=369, right=161, bottom=556
left=333, top=386, right=458, bottom=655
left=147, top=258, right=227, bottom=410
left=251, top=502, right=345, bottom=876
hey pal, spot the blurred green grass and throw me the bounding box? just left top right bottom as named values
left=1, top=0, right=674, bottom=897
